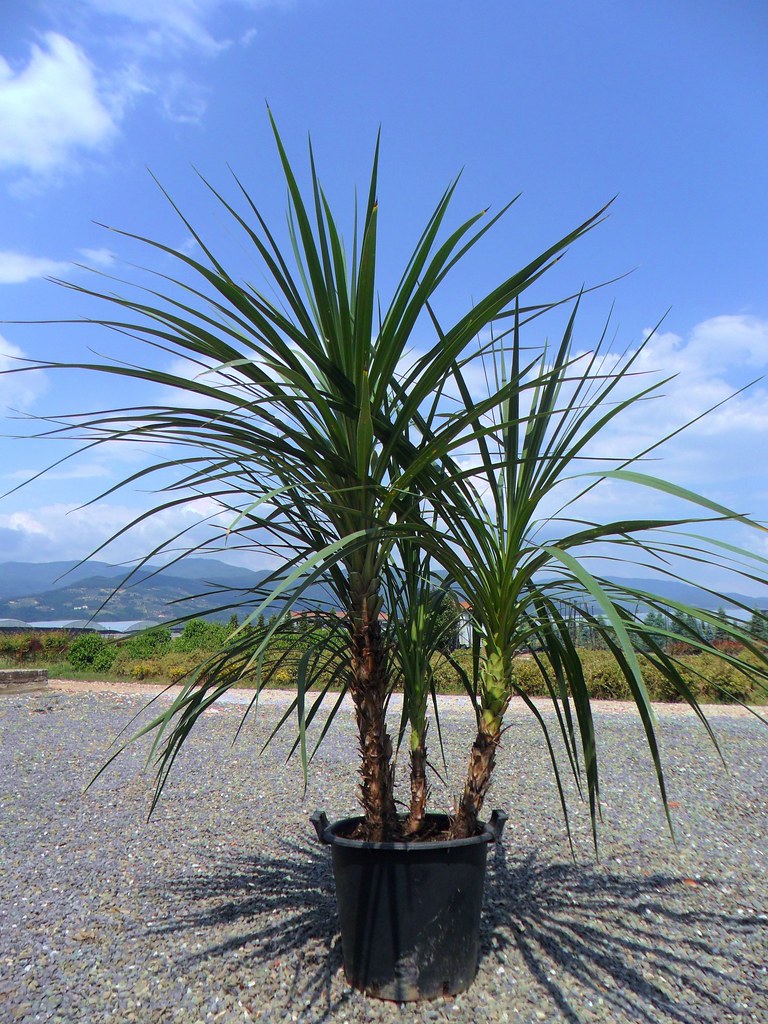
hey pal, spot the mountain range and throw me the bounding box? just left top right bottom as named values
left=0, top=558, right=296, bottom=622
left=0, top=559, right=765, bottom=623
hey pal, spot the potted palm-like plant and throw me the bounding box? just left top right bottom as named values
left=15, top=115, right=768, bottom=1000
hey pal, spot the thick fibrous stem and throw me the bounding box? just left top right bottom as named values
left=451, top=646, right=510, bottom=839
left=450, top=720, right=501, bottom=838
left=403, top=730, right=429, bottom=836
left=349, top=608, right=397, bottom=842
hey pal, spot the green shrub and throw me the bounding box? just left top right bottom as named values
left=430, top=649, right=470, bottom=693
left=121, top=627, right=172, bottom=659
left=432, top=649, right=661, bottom=700
left=124, top=659, right=158, bottom=680
left=67, top=632, right=118, bottom=671
left=107, top=651, right=197, bottom=683
left=577, top=650, right=633, bottom=700
left=268, top=625, right=332, bottom=651
left=0, top=633, right=19, bottom=660
left=511, top=655, right=551, bottom=696
left=39, top=631, right=72, bottom=661
left=0, top=631, right=66, bottom=664
left=0, top=630, right=36, bottom=663
left=644, top=658, right=689, bottom=703
left=681, top=652, right=757, bottom=704
left=174, top=619, right=230, bottom=653
left=156, top=652, right=200, bottom=682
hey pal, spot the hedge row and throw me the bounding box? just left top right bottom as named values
left=2, top=627, right=765, bottom=704
left=108, top=647, right=768, bottom=704
left=426, top=648, right=766, bottom=705
left=501, top=649, right=765, bottom=705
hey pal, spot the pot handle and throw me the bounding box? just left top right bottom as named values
left=310, top=809, right=330, bottom=844
left=487, top=809, right=508, bottom=843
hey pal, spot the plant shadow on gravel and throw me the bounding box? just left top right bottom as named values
left=145, top=838, right=766, bottom=1022
left=146, top=839, right=348, bottom=1019
left=483, top=843, right=767, bottom=1023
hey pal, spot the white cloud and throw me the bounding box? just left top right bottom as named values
left=0, top=33, right=117, bottom=175
left=74, top=1, right=289, bottom=55
left=674, top=314, right=768, bottom=371
left=0, top=496, right=275, bottom=567
left=177, top=236, right=200, bottom=255
left=0, top=335, right=48, bottom=412
left=162, top=356, right=245, bottom=408
left=583, top=315, right=768, bottom=470
left=544, top=315, right=768, bottom=539
left=65, top=2, right=272, bottom=128
left=161, top=348, right=300, bottom=412
left=4, top=464, right=113, bottom=484
left=77, top=247, right=116, bottom=267
left=0, top=2, right=289, bottom=180
left=0, top=246, right=122, bottom=285
left=424, top=313, right=768, bottom=553
left=2, top=309, right=764, bottom=584
left=75, top=0, right=232, bottom=56
left=0, top=250, right=71, bottom=284
left=160, top=72, right=209, bottom=124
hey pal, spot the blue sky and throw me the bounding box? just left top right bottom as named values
left=0, top=0, right=767, bottom=590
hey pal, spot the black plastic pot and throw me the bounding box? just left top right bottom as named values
left=311, top=809, right=507, bottom=1001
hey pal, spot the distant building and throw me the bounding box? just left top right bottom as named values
left=457, top=601, right=473, bottom=648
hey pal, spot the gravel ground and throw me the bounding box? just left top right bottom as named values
left=1, top=685, right=767, bottom=1024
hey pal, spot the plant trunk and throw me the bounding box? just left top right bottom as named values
left=349, top=600, right=397, bottom=842
left=403, top=727, right=429, bottom=836
left=451, top=646, right=510, bottom=839
left=451, top=718, right=501, bottom=838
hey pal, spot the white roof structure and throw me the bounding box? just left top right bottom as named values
left=96, top=620, right=166, bottom=633
left=0, top=618, right=166, bottom=633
